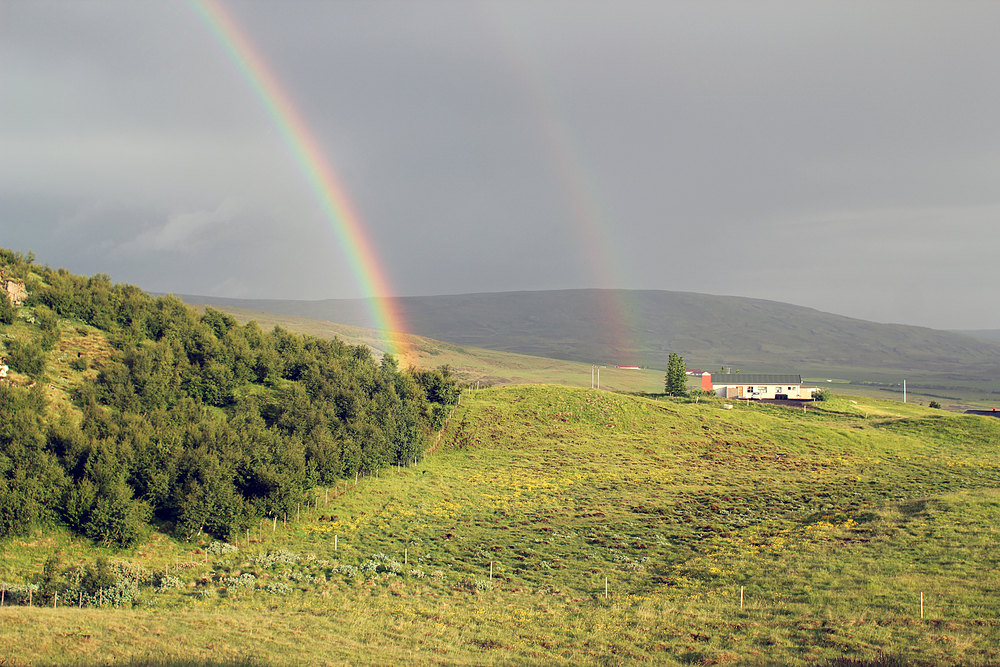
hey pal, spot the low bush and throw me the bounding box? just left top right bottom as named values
left=207, top=541, right=239, bottom=556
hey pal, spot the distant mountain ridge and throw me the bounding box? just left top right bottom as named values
left=176, top=289, right=1000, bottom=382
left=953, top=329, right=1000, bottom=344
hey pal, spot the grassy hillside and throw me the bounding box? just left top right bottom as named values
left=0, top=251, right=474, bottom=554
left=4, top=386, right=1000, bottom=666
left=179, top=289, right=1000, bottom=405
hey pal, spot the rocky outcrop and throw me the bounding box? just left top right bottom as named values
left=3, top=279, right=26, bottom=306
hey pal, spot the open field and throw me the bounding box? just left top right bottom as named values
left=4, top=387, right=1000, bottom=665
left=800, top=376, right=1000, bottom=412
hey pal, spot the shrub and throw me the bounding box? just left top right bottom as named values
left=82, top=559, right=151, bottom=594
left=5, top=338, right=45, bottom=378
left=813, top=388, right=832, bottom=402
left=0, top=292, right=15, bottom=325
left=83, top=481, right=151, bottom=548
left=219, top=573, right=256, bottom=594
left=253, top=550, right=299, bottom=568
left=332, top=564, right=359, bottom=579
left=207, top=541, right=239, bottom=556
left=264, top=581, right=291, bottom=595
left=929, top=400, right=942, bottom=409
left=35, top=555, right=65, bottom=604
left=0, top=582, right=39, bottom=605
left=100, top=580, right=141, bottom=607
left=155, top=575, right=183, bottom=591
left=360, top=553, right=403, bottom=576
left=77, top=556, right=117, bottom=594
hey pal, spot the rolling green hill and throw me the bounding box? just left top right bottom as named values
left=178, top=290, right=1000, bottom=398
left=7, top=251, right=1000, bottom=665
left=4, top=386, right=1000, bottom=666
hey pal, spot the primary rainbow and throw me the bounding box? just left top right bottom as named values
left=188, top=0, right=409, bottom=358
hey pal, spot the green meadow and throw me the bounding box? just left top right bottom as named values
left=4, top=386, right=1000, bottom=666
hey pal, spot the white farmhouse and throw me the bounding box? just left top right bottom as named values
left=708, top=373, right=815, bottom=400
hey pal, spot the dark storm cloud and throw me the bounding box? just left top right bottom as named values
left=2, top=1, right=999, bottom=328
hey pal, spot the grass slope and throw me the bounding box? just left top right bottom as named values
left=0, top=316, right=115, bottom=422
left=4, top=387, right=1000, bottom=666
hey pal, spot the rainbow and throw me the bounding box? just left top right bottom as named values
left=187, top=0, right=409, bottom=359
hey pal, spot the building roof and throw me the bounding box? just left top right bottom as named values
left=710, top=374, right=802, bottom=385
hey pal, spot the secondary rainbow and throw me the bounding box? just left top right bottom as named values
left=486, top=4, right=640, bottom=364
left=188, top=0, right=409, bottom=358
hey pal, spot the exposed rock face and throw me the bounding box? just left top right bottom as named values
left=4, top=280, right=26, bottom=306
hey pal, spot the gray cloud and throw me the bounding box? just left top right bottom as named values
left=111, top=199, right=240, bottom=255
left=2, top=0, right=1000, bottom=329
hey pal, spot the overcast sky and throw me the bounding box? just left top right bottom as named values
left=2, top=1, right=999, bottom=330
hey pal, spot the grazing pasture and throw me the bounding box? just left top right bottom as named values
left=3, top=387, right=1000, bottom=666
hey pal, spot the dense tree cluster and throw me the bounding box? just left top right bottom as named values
left=0, top=250, right=458, bottom=547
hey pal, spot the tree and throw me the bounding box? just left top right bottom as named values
left=6, top=338, right=46, bottom=379
left=664, top=353, right=688, bottom=397
left=0, top=291, right=15, bottom=325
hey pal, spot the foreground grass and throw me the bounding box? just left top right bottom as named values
left=3, top=388, right=1000, bottom=666
left=3, top=590, right=998, bottom=667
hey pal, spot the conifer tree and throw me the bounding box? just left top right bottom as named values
left=664, top=352, right=688, bottom=397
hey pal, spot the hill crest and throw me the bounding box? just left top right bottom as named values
left=176, top=288, right=1000, bottom=382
